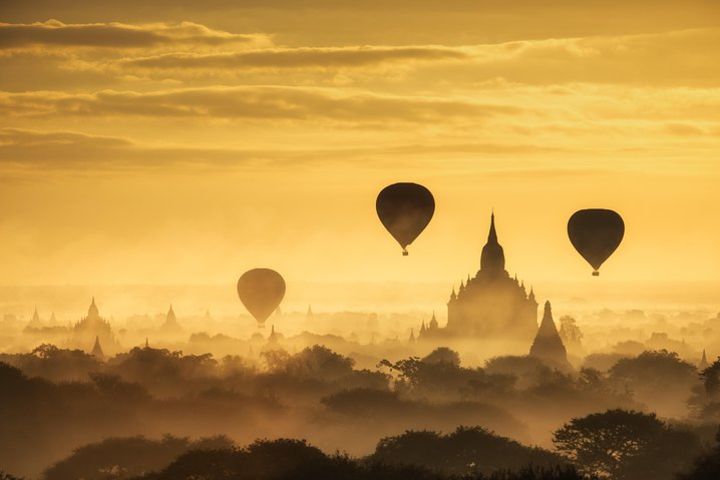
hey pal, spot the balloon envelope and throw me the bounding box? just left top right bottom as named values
left=567, top=209, right=625, bottom=276
left=376, top=183, right=435, bottom=255
left=237, top=268, right=286, bottom=325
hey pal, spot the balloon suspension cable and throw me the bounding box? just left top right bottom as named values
left=592, top=270, right=600, bottom=277
left=402, top=248, right=409, bottom=256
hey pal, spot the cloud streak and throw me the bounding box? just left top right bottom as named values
left=0, top=128, right=571, bottom=172
left=122, top=46, right=467, bottom=70
left=0, top=20, right=267, bottom=49
left=0, top=87, right=523, bottom=122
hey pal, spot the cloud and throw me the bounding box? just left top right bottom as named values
left=2, top=1, right=716, bottom=49
left=121, top=46, right=467, bottom=70
left=0, top=128, right=133, bottom=147
left=663, top=123, right=706, bottom=136
left=450, top=28, right=720, bottom=86
left=9, top=27, right=714, bottom=88
left=0, top=128, right=568, bottom=172
left=0, top=20, right=268, bottom=49
left=0, top=86, right=524, bottom=122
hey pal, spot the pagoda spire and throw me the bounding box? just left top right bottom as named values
left=429, top=311, right=438, bottom=329
left=699, top=349, right=710, bottom=370
left=268, top=324, right=279, bottom=343
left=91, top=335, right=105, bottom=360
left=480, top=212, right=506, bottom=275
left=529, top=301, right=571, bottom=370
left=28, top=306, right=41, bottom=328
left=488, top=212, right=498, bottom=244
left=88, top=297, right=99, bottom=318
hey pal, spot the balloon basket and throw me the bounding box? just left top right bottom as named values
left=402, top=250, right=409, bottom=256
left=592, top=271, right=599, bottom=276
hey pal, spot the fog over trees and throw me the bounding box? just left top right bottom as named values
left=1, top=337, right=719, bottom=480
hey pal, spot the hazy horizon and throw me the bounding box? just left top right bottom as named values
left=2, top=2, right=720, bottom=479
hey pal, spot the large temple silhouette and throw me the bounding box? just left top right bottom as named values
left=419, top=213, right=540, bottom=343
left=68, top=298, right=118, bottom=354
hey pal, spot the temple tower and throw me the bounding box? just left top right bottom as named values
left=529, top=301, right=571, bottom=370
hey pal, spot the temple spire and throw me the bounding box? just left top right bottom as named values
left=699, top=349, right=710, bottom=370
left=91, top=335, right=105, bottom=360
left=529, top=301, right=571, bottom=370
left=488, top=212, right=498, bottom=244
left=27, top=306, right=42, bottom=328
left=481, top=212, right=506, bottom=275
left=429, top=311, right=438, bottom=329
left=88, top=297, right=99, bottom=318
left=268, top=324, right=279, bottom=343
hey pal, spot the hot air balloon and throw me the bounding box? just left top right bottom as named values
left=376, top=182, right=435, bottom=255
left=237, top=268, right=286, bottom=327
left=567, top=209, right=625, bottom=276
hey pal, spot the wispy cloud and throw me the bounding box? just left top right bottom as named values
left=121, top=46, right=467, bottom=70
left=0, top=20, right=269, bottom=49
left=0, top=86, right=524, bottom=122
left=0, top=127, right=573, bottom=172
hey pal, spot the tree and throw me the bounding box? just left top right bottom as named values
left=372, top=426, right=563, bottom=476
left=379, top=353, right=493, bottom=400
left=608, top=350, right=699, bottom=416
left=139, top=437, right=580, bottom=480
left=422, top=347, right=460, bottom=366
left=44, top=435, right=235, bottom=480
left=321, top=388, right=409, bottom=417
left=678, top=426, right=720, bottom=479
left=609, top=350, right=696, bottom=387
left=262, top=345, right=355, bottom=380
left=553, top=409, right=701, bottom=480
left=484, top=355, right=556, bottom=390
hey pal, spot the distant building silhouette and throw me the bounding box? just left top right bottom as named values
left=529, top=301, right=571, bottom=370
left=69, top=298, right=118, bottom=354
left=160, top=305, right=182, bottom=333
left=408, top=328, right=415, bottom=343
left=90, top=335, right=105, bottom=360
left=418, top=213, right=538, bottom=342
left=268, top=324, right=280, bottom=344
left=699, top=349, right=710, bottom=370
left=24, top=306, right=42, bottom=331
left=307, top=305, right=314, bottom=321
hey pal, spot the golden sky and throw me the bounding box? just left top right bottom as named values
left=0, top=1, right=719, bottom=293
